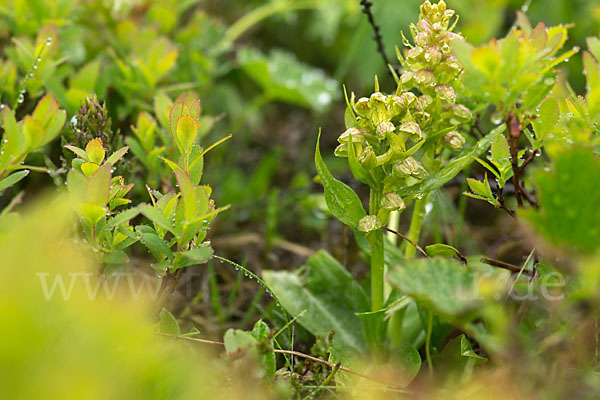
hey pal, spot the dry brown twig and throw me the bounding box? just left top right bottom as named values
left=157, top=332, right=408, bottom=392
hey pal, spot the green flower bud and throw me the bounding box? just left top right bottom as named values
left=359, top=145, right=377, bottom=170
left=376, top=121, right=395, bottom=139
left=398, top=121, right=423, bottom=141
left=424, top=47, right=442, bottom=65
left=382, top=193, right=406, bottom=211
left=369, top=92, right=387, bottom=104
left=369, top=92, right=389, bottom=125
left=407, top=46, right=424, bottom=62
left=442, top=131, right=466, bottom=150
left=444, top=104, right=473, bottom=124
left=394, top=156, right=428, bottom=179
left=354, top=97, right=370, bottom=116
left=441, top=54, right=461, bottom=72
left=334, top=143, right=348, bottom=157
left=416, top=95, right=433, bottom=112
left=401, top=92, right=418, bottom=108
left=415, top=69, right=436, bottom=87
left=358, top=215, right=379, bottom=232
left=435, top=84, right=456, bottom=103
left=415, top=32, right=429, bottom=47
left=337, top=128, right=365, bottom=144
left=387, top=95, right=407, bottom=118
left=401, top=71, right=415, bottom=87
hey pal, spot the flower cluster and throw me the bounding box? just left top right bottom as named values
left=335, top=1, right=472, bottom=199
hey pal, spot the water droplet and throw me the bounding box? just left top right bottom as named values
left=17, top=94, right=25, bottom=104
left=490, top=110, right=503, bottom=125
left=46, top=37, right=52, bottom=45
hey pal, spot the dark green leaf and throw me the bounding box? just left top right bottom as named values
left=315, top=132, right=366, bottom=228
left=263, top=250, right=368, bottom=351
left=387, top=257, right=482, bottom=319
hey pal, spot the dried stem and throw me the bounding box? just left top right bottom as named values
left=360, top=0, right=398, bottom=80
left=507, top=112, right=524, bottom=207
left=495, top=181, right=516, bottom=218
left=383, top=227, right=429, bottom=258
left=157, top=332, right=408, bottom=392
left=481, top=257, right=534, bottom=276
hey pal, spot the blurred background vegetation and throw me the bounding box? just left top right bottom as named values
left=1, top=0, right=600, bottom=397
left=1, top=0, right=599, bottom=336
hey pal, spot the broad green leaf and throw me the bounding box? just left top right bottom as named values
left=169, top=102, right=186, bottom=142
left=490, top=134, right=510, bottom=164
left=176, top=115, right=198, bottom=156
left=315, top=132, right=366, bottom=229
left=79, top=203, right=106, bottom=226
left=158, top=308, right=180, bottom=335
left=263, top=250, right=368, bottom=351
left=66, top=169, right=87, bottom=204
left=389, top=343, right=422, bottom=387
left=387, top=257, right=482, bottom=318
left=531, top=96, right=559, bottom=140
left=174, top=169, right=197, bottom=221
left=23, top=116, right=45, bottom=150
left=0, top=107, right=25, bottom=170
left=474, top=124, right=505, bottom=158
left=85, top=139, right=105, bottom=164
left=86, top=163, right=112, bottom=206
left=0, top=170, right=29, bottom=192
left=32, top=92, right=60, bottom=129
left=81, top=162, right=100, bottom=177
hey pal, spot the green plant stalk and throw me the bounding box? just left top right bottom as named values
left=425, top=309, right=434, bottom=376
left=223, top=0, right=319, bottom=46
left=368, top=187, right=384, bottom=311
left=404, top=196, right=428, bottom=259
